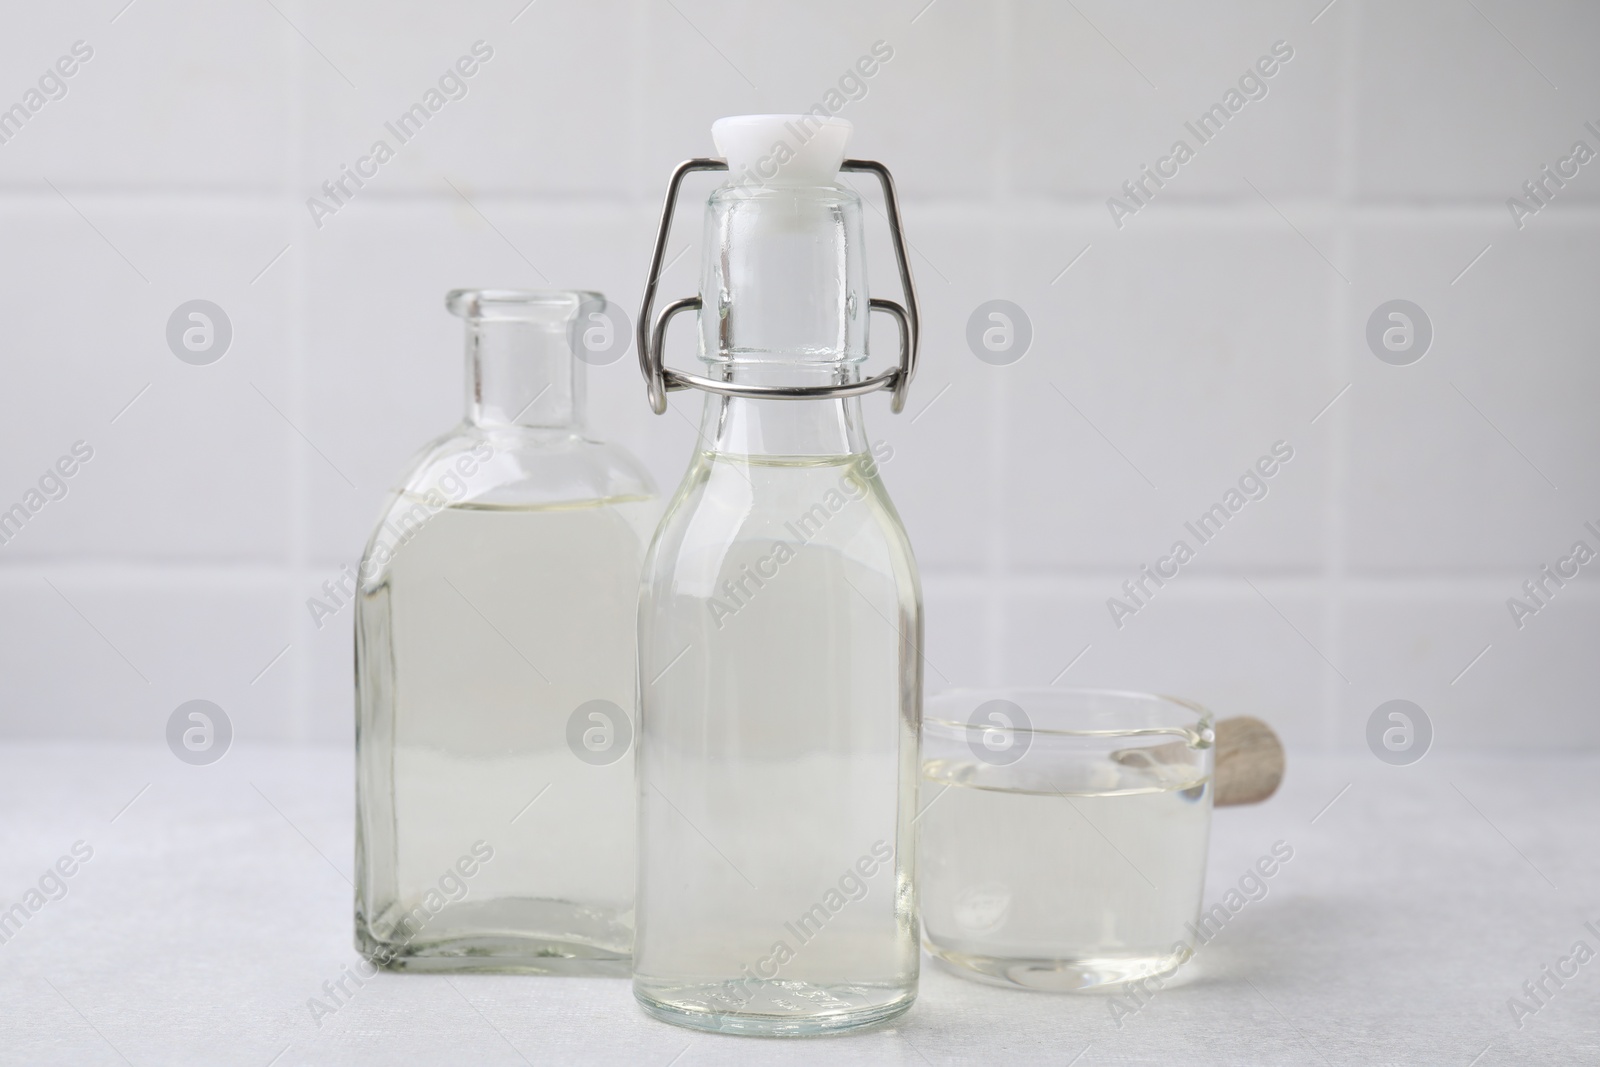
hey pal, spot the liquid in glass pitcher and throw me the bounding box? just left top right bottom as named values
left=632, top=115, right=923, bottom=1035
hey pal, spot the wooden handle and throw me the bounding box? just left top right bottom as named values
left=1213, top=716, right=1284, bottom=807
left=1111, top=716, right=1285, bottom=807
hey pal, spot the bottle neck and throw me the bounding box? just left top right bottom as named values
left=690, top=183, right=874, bottom=458
left=698, top=389, right=869, bottom=458
left=466, top=318, right=583, bottom=431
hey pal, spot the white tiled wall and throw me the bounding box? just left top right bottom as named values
left=2, top=0, right=1596, bottom=750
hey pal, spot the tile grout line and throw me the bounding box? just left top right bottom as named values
left=630, top=0, right=649, bottom=213
left=285, top=0, right=313, bottom=742
left=985, top=0, right=1016, bottom=688
left=8, top=186, right=1600, bottom=225
left=1320, top=0, right=1365, bottom=748
left=2, top=564, right=1586, bottom=595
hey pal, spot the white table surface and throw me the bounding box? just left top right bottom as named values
left=0, top=742, right=1594, bottom=1066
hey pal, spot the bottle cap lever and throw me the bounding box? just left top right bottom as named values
left=636, top=158, right=921, bottom=415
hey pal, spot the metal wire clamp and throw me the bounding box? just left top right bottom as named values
left=636, top=158, right=921, bottom=415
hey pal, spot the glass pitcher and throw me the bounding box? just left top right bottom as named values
left=631, top=115, right=924, bottom=1035
left=355, top=289, right=656, bottom=973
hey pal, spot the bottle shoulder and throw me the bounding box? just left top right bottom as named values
left=645, top=448, right=918, bottom=572
left=358, top=426, right=660, bottom=590
left=388, top=423, right=657, bottom=511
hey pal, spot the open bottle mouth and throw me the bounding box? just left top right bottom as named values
left=446, top=289, right=598, bottom=322
left=447, top=289, right=602, bottom=433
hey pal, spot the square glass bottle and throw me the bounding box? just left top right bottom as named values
left=355, top=289, right=656, bottom=973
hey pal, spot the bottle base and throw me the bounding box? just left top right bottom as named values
left=633, top=979, right=915, bottom=1037
left=375, top=949, right=631, bottom=977
left=926, top=940, right=1190, bottom=994
left=360, top=932, right=630, bottom=976
left=357, top=896, right=632, bottom=975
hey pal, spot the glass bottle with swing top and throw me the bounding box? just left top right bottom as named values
left=631, top=115, right=924, bottom=1035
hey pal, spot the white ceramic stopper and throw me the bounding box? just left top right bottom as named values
left=711, top=113, right=852, bottom=187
